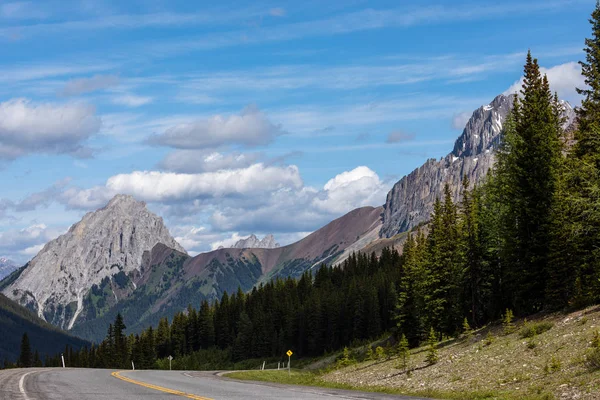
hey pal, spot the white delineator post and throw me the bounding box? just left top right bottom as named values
left=132, top=361, right=135, bottom=370
left=61, top=354, right=65, bottom=368
left=168, top=355, right=173, bottom=371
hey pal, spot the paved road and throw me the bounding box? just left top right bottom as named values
left=0, top=368, right=432, bottom=400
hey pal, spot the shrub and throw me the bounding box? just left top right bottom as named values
left=587, top=347, right=600, bottom=371
left=366, top=346, right=375, bottom=361
left=519, top=321, right=554, bottom=339
left=336, top=347, right=355, bottom=368
left=462, top=318, right=473, bottom=339
left=503, top=309, right=516, bottom=335
left=375, top=346, right=385, bottom=360
left=550, top=355, right=561, bottom=372
left=484, top=331, right=495, bottom=346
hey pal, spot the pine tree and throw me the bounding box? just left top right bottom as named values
left=495, top=51, right=563, bottom=313
left=425, top=328, right=438, bottom=365
left=396, top=334, right=410, bottom=370
left=549, top=1, right=600, bottom=308
left=113, top=313, right=128, bottom=368
left=19, top=333, right=32, bottom=368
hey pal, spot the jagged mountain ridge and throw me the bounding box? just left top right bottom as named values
left=380, top=94, right=576, bottom=238
left=1, top=194, right=186, bottom=330
left=231, top=234, right=280, bottom=249
left=70, top=206, right=384, bottom=342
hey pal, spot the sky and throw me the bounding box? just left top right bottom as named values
left=0, top=0, right=592, bottom=264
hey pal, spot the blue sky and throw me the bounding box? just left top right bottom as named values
left=0, top=0, right=592, bottom=263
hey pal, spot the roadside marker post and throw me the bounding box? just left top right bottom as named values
left=132, top=361, right=135, bottom=370
left=61, top=354, right=65, bottom=368
left=168, top=355, right=173, bottom=371
left=286, top=350, right=293, bottom=376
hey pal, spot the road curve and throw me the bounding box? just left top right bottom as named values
left=0, top=368, right=432, bottom=400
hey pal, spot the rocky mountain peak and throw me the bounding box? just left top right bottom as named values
left=452, top=94, right=514, bottom=158
left=2, top=194, right=186, bottom=330
left=232, top=234, right=280, bottom=249
left=380, top=93, right=575, bottom=238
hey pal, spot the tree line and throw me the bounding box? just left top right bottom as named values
left=4, top=1, right=600, bottom=372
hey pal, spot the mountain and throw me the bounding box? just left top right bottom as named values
left=1, top=194, right=186, bottom=331
left=380, top=94, right=576, bottom=237
left=70, top=206, right=383, bottom=342
left=0, top=257, right=17, bottom=280
left=0, top=293, right=89, bottom=363
left=231, top=234, right=280, bottom=249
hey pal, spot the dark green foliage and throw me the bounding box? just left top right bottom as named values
left=548, top=1, right=600, bottom=309
left=0, top=294, right=89, bottom=363
left=19, top=333, right=32, bottom=368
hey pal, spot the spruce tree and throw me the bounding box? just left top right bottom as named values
left=549, top=1, right=600, bottom=307
left=496, top=51, right=563, bottom=313
left=19, top=333, right=32, bottom=368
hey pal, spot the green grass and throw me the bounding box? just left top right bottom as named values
left=225, top=370, right=551, bottom=400
left=518, top=321, right=554, bottom=338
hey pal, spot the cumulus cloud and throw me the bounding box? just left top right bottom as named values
left=504, top=62, right=586, bottom=104
left=386, top=130, right=415, bottom=143
left=147, top=105, right=284, bottom=149
left=452, top=111, right=472, bottom=130
left=158, top=150, right=261, bottom=173
left=0, top=98, right=101, bottom=160
left=312, top=166, right=389, bottom=214
left=112, top=94, right=153, bottom=107
left=61, top=74, right=119, bottom=96
left=0, top=223, right=63, bottom=263
left=61, top=163, right=303, bottom=208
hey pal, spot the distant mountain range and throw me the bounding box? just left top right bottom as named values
left=0, top=257, right=17, bottom=280
left=0, top=93, right=576, bottom=342
left=229, top=234, right=280, bottom=249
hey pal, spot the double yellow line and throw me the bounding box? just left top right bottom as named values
left=111, top=371, right=213, bottom=400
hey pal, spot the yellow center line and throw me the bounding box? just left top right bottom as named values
left=111, top=370, right=213, bottom=400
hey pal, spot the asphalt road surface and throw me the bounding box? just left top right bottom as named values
left=0, top=368, right=433, bottom=400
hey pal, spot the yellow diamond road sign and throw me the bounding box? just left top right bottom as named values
left=286, top=350, right=293, bottom=357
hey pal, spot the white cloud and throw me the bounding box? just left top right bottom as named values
left=159, top=150, right=261, bottom=173
left=312, top=166, right=389, bottom=214
left=504, top=62, right=586, bottom=104
left=111, top=94, right=153, bottom=107
left=61, top=163, right=303, bottom=208
left=0, top=223, right=63, bottom=263
left=452, top=111, right=472, bottom=130
left=61, top=74, right=119, bottom=96
left=0, top=98, right=101, bottom=160
left=386, top=130, right=415, bottom=143
left=148, top=105, right=284, bottom=149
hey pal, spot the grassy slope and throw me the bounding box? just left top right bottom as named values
left=0, top=294, right=90, bottom=362
left=227, top=305, right=600, bottom=400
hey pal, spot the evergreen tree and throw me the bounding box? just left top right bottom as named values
left=19, top=333, right=32, bottom=368
left=549, top=1, right=600, bottom=308
left=496, top=51, right=563, bottom=313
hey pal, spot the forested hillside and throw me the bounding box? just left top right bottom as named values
left=0, top=294, right=89, bottom=364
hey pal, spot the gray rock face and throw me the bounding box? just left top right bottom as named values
left=380, top=94, right=576, bottom=238
left=0, top=257, right=17, bottom=280
left=233, top=234, right=280, bottom=249
left=1, top=194, right=186, bottom=330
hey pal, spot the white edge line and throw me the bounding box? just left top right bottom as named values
left=19, top=371, right=35, bottom=400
